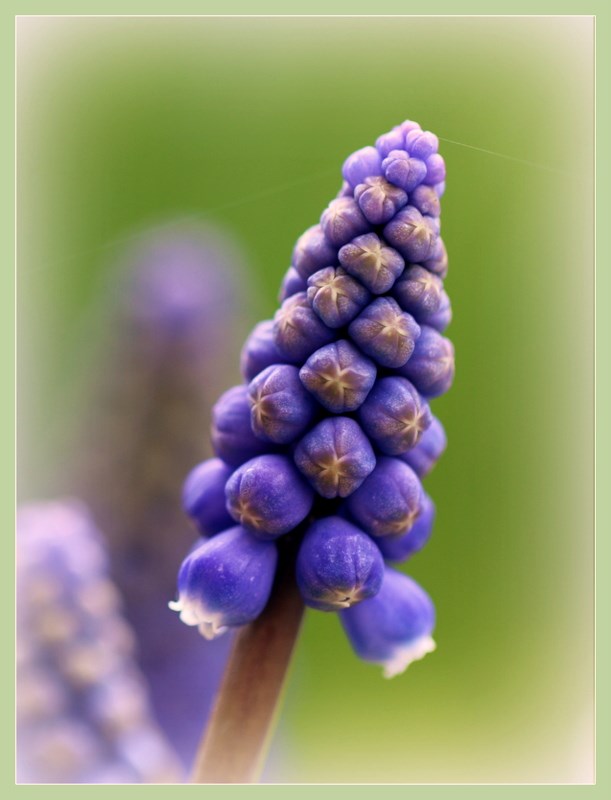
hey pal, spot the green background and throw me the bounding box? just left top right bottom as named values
left=16, top=16, right=594, bottom=784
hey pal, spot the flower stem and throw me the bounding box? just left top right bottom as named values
left=190, top=544, right=305, bottom=783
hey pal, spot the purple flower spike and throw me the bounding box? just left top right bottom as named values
left=424, top=154, right=446, bottom=186
left=423, top=237, right=448, bottom=279
left=354, top=176, right=408, bottom=225
left=348, top=297, right=420, bottom=369
left=299, top=340, right=377, bottom=413
left=320, top=197, right=370, bottom=248
left=409, top=185, right=441, bottom=218
left=307, top=266, right=370, bottom=329
left=358, top=376, right=432, bottom=455
left=273, top=292, right=335, bottom=364
left=404, top=129, right=439, bottom=160
left=397, top=325, right=455, bottom=398
left=338, top=233, right=404, bottom=295
left=346, top=457, right=423, bottom=538
left=375, top=127, right=406, bottom=158
left=225, top=454, right=314, bottom=538
left=384, top=206, right=438, bottom=264
left=248, top=364, right=317, bottom=444
left=340, top=567, right=436, bottom=677
left=421, top=288, right=452, bottom=333
left=279, top=266, right=308, bottom=303
left=377, top=493, right=436, bottom=563
left=381, top=150, right=427, bottom=193
left=294, top=417, right=376, bottom=499
left=210, top=385, right=270, bottom=467
left=240, top=320, right=284, bottom=382
left=399, top=416, right=447, bottom=478
left=296, top=517, right=384, bottom=611
left=291, top=224, right=337, bottom=280
left=182, top=458, right=234, bottom=536
left=392, top=266, right=444, bottom=321
left=170, top=527, right=277, bottom=639
left=342, top=146, right=383, bottom=189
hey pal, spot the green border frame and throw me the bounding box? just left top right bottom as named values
left=5, top=4, right=607, bottom=797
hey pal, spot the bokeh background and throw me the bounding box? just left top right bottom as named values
left=17, top=16, right=594, bottom=783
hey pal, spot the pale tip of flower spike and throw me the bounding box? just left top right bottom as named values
left=382, top=635, right=436, bottom=679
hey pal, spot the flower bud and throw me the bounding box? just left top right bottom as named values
left=279, top=266, right=308, bottom=302
left=383, top=206, right=438, bottom=263
left=342, top=146, right=383, bottom=188
left=421, top=288, right=452, bottom=332
left=354, top=176, right=408, bottom=225
left=248, top=364, right=317, bottom=444
left=358, top=376, right=431, bottom=455
left=346, top=457, right=423, bottom=537
left=398, top=415, right=447, bottom=478
left=225, top=454, right=314, bottom=538
left=404, top=129, right=439, bottom=160
left=273, top=292, right=335, bottom=364
left=307, top=266, right=370, bottom=329
left=375, top=126, right=406, bottom=158
left=376, top=493, right=435, bottom=562
left=296, top=517, right=384, bottom=611
left=336, top=181, right=353, bottom=198
left=397, top=325, right=455, bottom=398
left=320, top=197, right=370, bottom=247
left=392, top=265, right=444, bottom=320
left=170, top=527, right=277, bottom=639
left=409, top=184, right=441, bottom=218
left=240, top=320, right=284, bottom=382
left=294, top=417, right=376, bottom=498
left=340, top=567, right=436, bottom=677
left=299, top=340, right=376, bottom=413
left=182, top=458, right=234, bottom=536
left=291, top=224, right=337, bottom=280
left=338, top=233, right=404, bottom=295
left=348, top=297, right=420, bottom=369
left=424, top=153, right=446, bottom=185
left=381, top=150, right=427, bottom=192
left=210, top=385, right=269, bottom=467
left=423, top=237, right=448, bottom=278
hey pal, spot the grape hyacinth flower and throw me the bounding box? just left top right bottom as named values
left=74, top=225, right=245, bottom=769
left=172, top=122, right=454, bottom=783
left=17, top=501, right=182, bottom=783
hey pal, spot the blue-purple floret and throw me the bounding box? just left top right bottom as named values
left=210, top=385, right=270, bottom=467
left=174, top=119, right=454, bottom=677
left=307, top=267, right=370, bottom=329
left=294, top=417, right=376, bottom=499
left=279, top=267, right=308, bottom=303
left=274, top=292, right=335, bottom=364
left=399, top=416, right=447, bottom=478
left=240, top=320, right=284, bottom=382
left=299, top=340, right=376, bottom=413
left=296, top=517, right=384, bottom=611
left=225, top=454, right=314, bottom=539
left=348, top=297, right=420, bottom=369
left=376, top=493, right=435, bottom=563
left=346, top=457, right=423, bottom=538
left=248, top=364, right=317, bottom=444
left=358, top=376, right=432, bottom=455
left=340, top=567, right=436, bottom=678
left=182, top=458, right=234, bottom=536
left=397, top=325, right=455, bottom=399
